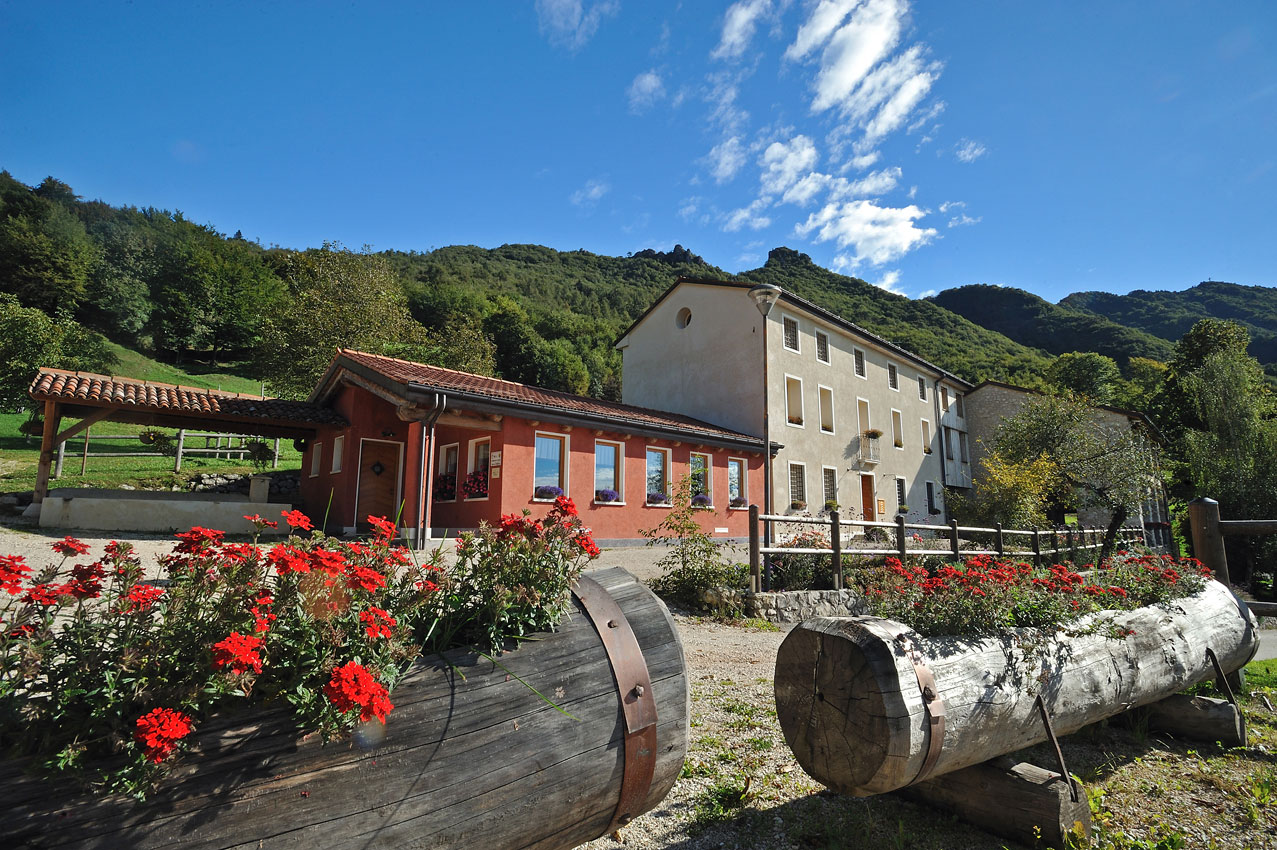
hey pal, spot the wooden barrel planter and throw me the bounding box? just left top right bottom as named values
left=2, top=567, right=688, bottom=850
left=774, top=580, right=1258, bottom=798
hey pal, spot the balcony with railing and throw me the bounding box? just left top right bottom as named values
left=858, top=433, right=881, bottom=464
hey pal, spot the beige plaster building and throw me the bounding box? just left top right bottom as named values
left=616, top=278, right=974, bottom=524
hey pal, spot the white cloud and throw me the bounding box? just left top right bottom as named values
left=724, top=198, right=772, bottom=231
left=535, top=0, right=619, bottom=50
left=795, top=199, right=937, bottom=266
left=737, top=252, right=763, bottom=266
left=712, top=0, right=772, bottom=61
left=628, top=70, right=666, bottom=112
left=834, top=166, right=901, bottom=198
left=947, top=213, right=981, bottom=228
left=782, top=172, right=830, bottom=206
left=873, top=269, right=903, bottom=293
left=906, top=99, right=945, bottom=133
left=906, top=185, right=917, bottom=199
left=806, top=0, right=906, bottom=113
left=955, top=138, right=987, bottom=163
left=785, top=0, right=860, bottom=61
left=845, top=150, right=881, bottom=170
left=708, top=136, right=748, bottom=183
left=570, top=177, right=611, bottom=206
left=937, top=200, right=963, bottom=213
left=917, top=288, right=937, bottom=298
left=760, top=135, right=819, bottom=196
left=706, top=71, right=750, bottom=131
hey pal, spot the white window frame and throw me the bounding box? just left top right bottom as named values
left=918, top=375, right=928, bottom=401
left=689, top=451, right=712, bottom=503
left=781, top=312, right=801, bottom=353
left=309, top=442, right=322, bottom=478
left=784, top=373, right=805, bottom=429
left=926, top=480, right=939, bottom=515
left=465, top=437, right=492, bottom=501
left=330, top=435, right=344, bottom=474
left=593, top=439, right=625, bottom=504
left=815, top=329, right=830, bottom=364
left=437, top=442, right=460, bottom=502
left=941, top=386, right=950, bottom=411
left=891, top=408, right=904, bottom=450
left=788, top=461, right=807, bottom=508
left=888, top=363, right=899, bottom=391
left=727, top=456, right=748, bottom=507
left=857, top=397, right=872, bottom=435
left=896, top=476, right=907, bottom=511
left=822, top=465, right=838, bottom=509
left=532, top=431, right=569, bottom=500
left=818, top=384, right=835, bottom=434
left=956, top=394, right=965, bottom=419
left=921, top=418, right=931, bottom=453
left=645, top=445, right=672, bottom=506
left=853, top=348, right=867, bottom=379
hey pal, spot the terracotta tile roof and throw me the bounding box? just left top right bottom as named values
left=335, top=349, right=763, bottom=445
left=30, top=369, right=346, bottom=427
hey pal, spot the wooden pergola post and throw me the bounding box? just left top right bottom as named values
left=33, top=400, right=61, bottom=504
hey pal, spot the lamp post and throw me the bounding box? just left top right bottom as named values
left=748, top=283, right=781, bottom=590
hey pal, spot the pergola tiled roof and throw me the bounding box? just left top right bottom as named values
left=30, top=369, right=347, bottom=435
left=318, top=349, right=766, bottom=450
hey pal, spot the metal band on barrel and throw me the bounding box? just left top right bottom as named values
left=572, top=576, right=658, bottom=833
left=896, top=633, right=947, bottom=785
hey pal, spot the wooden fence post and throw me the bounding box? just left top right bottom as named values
left=272, top=438, right=281, bottom=469
left=748, top=505, right=761, bottom=594
left=896, top=514, right=907, bottom=562
left=1188, top=498, right=1230, bottom=585
left=949, top=519, right=960, bottom=560
left=1066, top=526, right=1074, bottom=563
left=831, top=510, right=842, bottom=590
left=995, top=522, right=1004, bottom=557
left=54, top=439, right=65, bottom=480
left=175, top=430, right=186, bottom=472
left=1032, top=530, right=1041, bottom=568
left=80, top=426, right=90, bottom=475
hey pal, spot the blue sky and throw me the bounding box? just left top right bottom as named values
left=2, top=1, right=1274, bottom=300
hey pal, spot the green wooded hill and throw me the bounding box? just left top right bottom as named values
left=1062, top=281, right=1277, bottom=372
left=927, top=284, right=1175, bottom=369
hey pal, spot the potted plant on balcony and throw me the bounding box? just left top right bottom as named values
left=863, top=428, right=883, bottom=440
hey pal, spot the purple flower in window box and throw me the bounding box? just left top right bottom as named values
left=534, top=485, right=563, bottom=500
left=647, top=491, right=670, bottom=505
left=690, top=493, right=712, bottom=508
left=729, top=497, right=748, bottom=508
left=595, top=489, right=619, bottom=503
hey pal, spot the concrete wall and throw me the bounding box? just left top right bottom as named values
left=39, top=492, right=292, bottom=534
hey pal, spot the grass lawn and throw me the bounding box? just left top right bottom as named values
left=0, top=414, right=303, bottom=494
left=103, top=342, right=265, bottom=395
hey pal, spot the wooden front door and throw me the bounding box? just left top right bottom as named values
left=356, top=440, right=403, bottom=531
left=860, top=474, right=875, bottom=522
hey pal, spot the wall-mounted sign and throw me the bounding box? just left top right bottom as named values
left=490, top=450, right=503, bottom=467
left=877, top=499, right=886, bottom=516
left=489, top=467, right=501, bottom=480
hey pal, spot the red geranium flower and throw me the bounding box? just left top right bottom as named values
left=323, top=661, right=394, bottom=723
left=134, top=707, right=193, bottom=763
left=345, top=564, right=386, bottom=593
left=0, top=555, right=32, bottom=595
left=243, top=513, right=279, bottom=529
left=359, top=607, right=396, bottom=640
left=174, top=526, right=226, bottom=554
left=212, top=632, right=265, bottom=675
left=124, top=584, right=165, bottom=613
left=309, top=548, right=347, bottom=576
left=553, top=495, right=579, bottom=517
left=52, top=536, right=90, bottom=557
left=23, top=583, right=73, bottom=606
left=249, top=591, right=275, bottom=633
left=281, top=509, right=313, bottom=531
left=366, top=515, right=397, bottom=543
left=267, top=544, right=311, bottom=576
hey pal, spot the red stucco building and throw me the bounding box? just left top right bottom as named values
left=301, top=350, right=765, bottom=545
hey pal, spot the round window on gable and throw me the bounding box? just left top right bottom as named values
left=675, top=307, right=692, bottom=329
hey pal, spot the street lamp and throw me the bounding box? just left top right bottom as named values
left=748, top=283, right=781, bottom=590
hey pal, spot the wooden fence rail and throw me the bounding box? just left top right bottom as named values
left=52, top=429, right=281, bottom=480
left=1188, top=497, right=1277, bottom=618
left=747, top=507, right=1145, bottom=593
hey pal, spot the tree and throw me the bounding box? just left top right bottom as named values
left=251, top=245, right=494, bottom=399
left=0, top=294, right=117, bottom=411
left=1046, top=352, right=1121, bottom=404
left=989, top=394, right=1159, bottom=562
left=0, top=201, right=99, bottom=314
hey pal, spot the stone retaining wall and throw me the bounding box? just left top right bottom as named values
left=692, top=586, right=866, bottom=623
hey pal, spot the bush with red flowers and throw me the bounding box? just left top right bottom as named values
left=851, top=551, right=1211, bottom=637
left=461, top=469, right=489, bottom=499
left=0, top=502, right=598, bottom=798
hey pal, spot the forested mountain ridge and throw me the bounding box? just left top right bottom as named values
left=927, top=284, right=1175, bottom=368
left=1062, top=281, right=1277, bottom=372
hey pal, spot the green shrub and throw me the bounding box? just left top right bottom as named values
left=644, top=476, right=747, bottom=614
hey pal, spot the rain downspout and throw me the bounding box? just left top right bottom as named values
left=416, top=394, right=447, bottom=550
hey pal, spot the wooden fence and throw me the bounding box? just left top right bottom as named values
left=747, top=506, right=1146, bottom=593
left=1188, top=496, right=1277, bottom=618
left=52, top=429, right=281, bottom=480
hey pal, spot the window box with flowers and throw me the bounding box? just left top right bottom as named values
left=0, top=505, right=689, bottom=846
left=690, top=493, right=712, bottom=509
left=533, top=485, right=564, bottom=501
left=594, top=488, right=621, bottom=504
left=433, top=473, right=457, bottom=502
left=729, top=497, right=748, bottom=509
left=647, top=491, right=671, bottom=506
left=461, top=470, right=489, bottom=500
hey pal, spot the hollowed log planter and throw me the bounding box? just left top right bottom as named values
left=774, top=580, right=1258, bottom=797
left=2, top=567, right=688, bottom=850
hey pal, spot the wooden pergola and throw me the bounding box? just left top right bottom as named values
left=28, top=368, right=347, bottom=503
